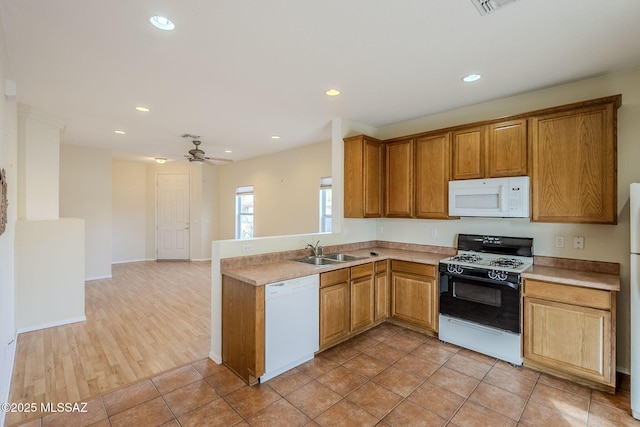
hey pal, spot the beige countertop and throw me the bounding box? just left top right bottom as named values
left=221, top=247, right=448, bottom=286
left=522, top=265, right=620, bottom=292
left=222, top=246, right=621, bottom=292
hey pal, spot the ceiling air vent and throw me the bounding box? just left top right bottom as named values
left=471, top=0, right=517, bottom=15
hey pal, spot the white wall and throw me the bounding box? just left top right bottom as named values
left=16, top=105, right=63, bottom=220
left=0, top=15, right=18, bottom=425
left=111, top=159, right=218, bottom=263
left=112, top=160, right=147, bottom=263
left=216, top=140, right=332, bottom=239
left=60, top=144, right=112, bottom=279
left=15, top=219, right=85, bottom=332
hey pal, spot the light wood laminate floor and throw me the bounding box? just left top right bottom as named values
left=6, top=261, right=211, bottom=426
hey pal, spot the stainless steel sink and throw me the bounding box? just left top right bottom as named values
left=292, top=253, right=368, bottom=265
left=323, top=253, right=367, bottom=262
left=292, top=256, right=341, bottom=266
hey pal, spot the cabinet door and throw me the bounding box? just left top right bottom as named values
left=385, top=139, right=413, bottom=217
left=530, top=103, right=617, bottom=224
left=391, top=271, right=437, bottom=332
left=320, top=282, right=350, bottom=348
left=452, top=127, right=485, bottom=180
left=363, top=138, right=384, bottom=217
left=344, top=135, right=383, bottom=218
left=523, top=297, right=613, bottom=386
left=487, top=119, right=527, bottom=177
left=415, top=132, right=451, bottom=219
left=351, top=275, right=375, bottom=332
left=375, top=271, right=389, bottom=321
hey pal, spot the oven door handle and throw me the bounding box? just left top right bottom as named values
left=441, top=272, right=520, bottom=291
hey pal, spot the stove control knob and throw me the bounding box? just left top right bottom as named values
left=446, top=264, right=464, bottom=275
left=488, top=270, right=508, bottom=281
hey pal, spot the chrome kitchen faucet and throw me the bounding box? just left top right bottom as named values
left=306, top=241, right=324, bottom=257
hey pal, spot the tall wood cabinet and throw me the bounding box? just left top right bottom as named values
left=530, top=97, right=619, bottom=224
left=385, top=138, right=413, bottom=217
left=414, top=132, right=451, bottom=219
left=522, top=279, right=616, bottom=392
left=344, top=135, right=383, bottom=218
left=390, top=261, right=438, bottom=334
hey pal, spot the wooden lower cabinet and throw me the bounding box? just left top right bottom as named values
left=320, top=262, right=389, bottom=350
left=522, top=279, right=616, bottom=392
left=320, top=269, right=350, bottom=349
left=374, top=260, right=389, bottom=321
left=390, top=260, right=437, bottom=333
left=221, top=275, right=264, bottom=385
left=350, top=263, right=375, bottom=333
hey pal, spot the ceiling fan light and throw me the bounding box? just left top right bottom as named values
left=190, top=158, right=204, bottom=165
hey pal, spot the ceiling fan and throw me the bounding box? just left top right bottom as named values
left=182, top=134, right=233, bottom=165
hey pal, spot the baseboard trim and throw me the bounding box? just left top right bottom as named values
left=17, top=316, right=87, bottom=335
left=112, top=258, right=154, bottom=265
left=209, top=351, right=222, bottom=364
left=85, top=274, right=112, bottom=281
left=190, top=258, right=212, bottom=262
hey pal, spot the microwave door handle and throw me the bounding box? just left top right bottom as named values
left=500, top=186, right=508, bottom=214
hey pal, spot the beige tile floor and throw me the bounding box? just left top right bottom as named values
left=13, top=322, right=640, bottom=427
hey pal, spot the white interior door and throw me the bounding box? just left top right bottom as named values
left=157, top=173, right=190, bottom=260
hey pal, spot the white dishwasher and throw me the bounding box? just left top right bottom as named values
left=261, top=274, right=319, bottom=382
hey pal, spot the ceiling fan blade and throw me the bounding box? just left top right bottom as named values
left=207, top=157, right=233, bottom=163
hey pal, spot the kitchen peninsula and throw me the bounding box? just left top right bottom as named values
left=220, top=240, right=620, bottom=392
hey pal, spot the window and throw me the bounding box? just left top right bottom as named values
left=236, top=185, right=254, bottom=239
left=319, top=177, right=332, bottom=233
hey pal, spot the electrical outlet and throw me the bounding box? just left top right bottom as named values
left=555, top=236, right=565, bottom=248
left=242, top=244, right=253, bottom=252
left=573, top=236, right=585, bottom=250
left=431, top=229, right=438, bottom=238
left=378, top=226, right=384, bottom=234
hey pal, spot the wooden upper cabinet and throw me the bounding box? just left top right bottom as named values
left=344, top=135, right=383, bottom=218
left=530, top=99, right=619, bottom=224
left=414, top=132, right=451, bottom=219
left=385, top=138, right=413, bottom=217
left=451, top=126, right=485, bottom=180
left=487, top=119, right=528, bottom=177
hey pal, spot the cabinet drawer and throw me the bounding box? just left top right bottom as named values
left=351, top=263, right=374, bottom=280
left=375, top=260, right=388, bottom=273
left=523, top=279, right=611, bottom=310
left=391, top=260, right=435, bottom=277
left=321, top=268, right=350, bottom=287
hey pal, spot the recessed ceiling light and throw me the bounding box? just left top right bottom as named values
left=325, top=89, right=341, bottom=97
left=462, top=74, right=482, bottom=83
left=149, top=16, right=175, bottom=31
left=225, top=150, right=232, bottom=153
left=154, top=158, right=167, bottom=164
left=135, top=106, right=150, bottom=112
left=271, top=135, right=281, bottom=140
left=114, top=130, right=126, bottom=135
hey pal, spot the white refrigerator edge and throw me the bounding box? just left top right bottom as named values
left=630, top=183, right=640, bottom=419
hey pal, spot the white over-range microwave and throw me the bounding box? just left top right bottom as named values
left=448, top=176, right=530, bottom=218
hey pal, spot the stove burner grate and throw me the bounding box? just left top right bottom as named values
left=450, top=254, right=483, bottom=263
left=489, top=257, right=524, bottom=269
